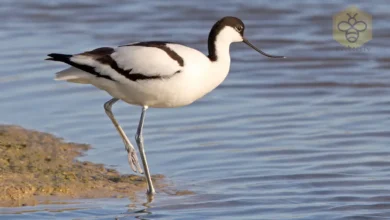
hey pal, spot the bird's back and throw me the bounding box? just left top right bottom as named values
left=48, top=41, right=216, bottom=107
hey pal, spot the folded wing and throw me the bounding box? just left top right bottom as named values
left=47, top=42, right=184, bottom=83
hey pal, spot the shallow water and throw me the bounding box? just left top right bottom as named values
left=1, top=0, right=390, bottom=219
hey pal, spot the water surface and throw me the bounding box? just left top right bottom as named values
left=1, top=1, right=390, bottom=219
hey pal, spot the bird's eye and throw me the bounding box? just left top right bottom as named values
left=235, top=26, right=243, bottom=32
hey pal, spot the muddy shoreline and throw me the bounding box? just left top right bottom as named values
left=0, top=125, right=165, bottom=207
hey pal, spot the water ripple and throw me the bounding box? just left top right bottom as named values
left=1, top=0, right=390, bottom=219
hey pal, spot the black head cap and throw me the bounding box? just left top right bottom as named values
left=208, top=16, right=245, bottom=61
left=209, top=16, right=245, bottom=39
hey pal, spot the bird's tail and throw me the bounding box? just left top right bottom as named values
left=46, top=53, right=92, bottom=84
left=46, top=53, right=72, bottom=63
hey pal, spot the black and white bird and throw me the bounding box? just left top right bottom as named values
left=46, top=16, right=284, bottom=196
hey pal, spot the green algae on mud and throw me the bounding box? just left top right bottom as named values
left=0, top=125, right=165, bottom=207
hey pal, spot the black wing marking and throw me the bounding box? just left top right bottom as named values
left=121, top=41, right=184, bottom=67
left=47, top=46, right=181, bottom=82
left=46, top=50, right=116, bottom=82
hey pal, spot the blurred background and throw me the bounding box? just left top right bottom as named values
left=1, top=0, right=390, bottom=219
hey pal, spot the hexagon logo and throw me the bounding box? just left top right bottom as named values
left=333, top=6, right=372, bottom=48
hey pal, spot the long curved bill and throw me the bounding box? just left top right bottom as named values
left=243, top=38, right=285, bottom=58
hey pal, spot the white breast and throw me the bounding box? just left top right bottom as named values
left=116, top=44, right=215, bottom=107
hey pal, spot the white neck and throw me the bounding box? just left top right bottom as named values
left=206, top=27, right=241, bottom=92
left=208, top=40, right=231, bottom=89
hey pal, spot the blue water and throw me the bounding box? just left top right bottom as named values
left=1, top=0, right=390, bottom=219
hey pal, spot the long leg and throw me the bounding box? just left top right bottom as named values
left=135, top=106, right=155, bottom=195
left=104, top=98, right=143, bottom=173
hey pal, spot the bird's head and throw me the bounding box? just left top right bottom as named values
left=209, top=16, right=285, bottom=59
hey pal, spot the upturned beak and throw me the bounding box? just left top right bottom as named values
left=243, top=38, right=285, bottom=58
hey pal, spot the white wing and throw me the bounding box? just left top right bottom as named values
left=48, top=42, right=185, bottom=83
left=70, top=42, right=184, bottom=82
left=113, top=42, right=184, bottom=78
